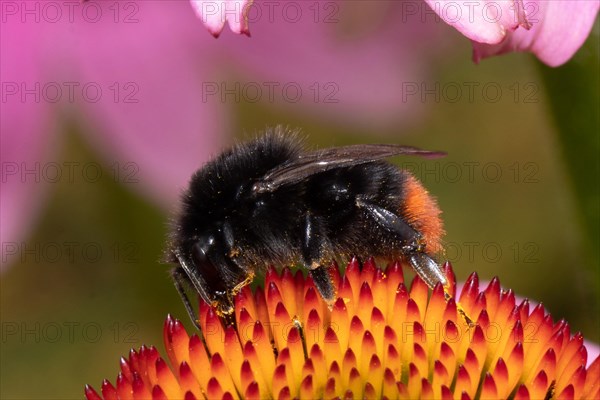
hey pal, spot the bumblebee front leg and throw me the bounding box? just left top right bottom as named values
left=171, top=266, right=201, bottom=330
left=301, top=212, right=336, bottom=303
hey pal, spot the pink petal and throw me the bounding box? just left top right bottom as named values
left=472, top=0, right=600, bottom=66
left=423, top=0, right=529, bottom=44
left=190, top=0, right=253, bottom=37
left=588, top=342, right=600, bottom=367
left=0, top=15, right=56, bottom=270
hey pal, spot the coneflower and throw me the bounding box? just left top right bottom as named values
left=85, top=260, right=599, bottom=399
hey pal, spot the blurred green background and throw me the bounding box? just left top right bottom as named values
left=2, top=16, right=599, bottom=400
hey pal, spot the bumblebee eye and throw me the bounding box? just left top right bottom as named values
left=191, top=239, right=227, bottom=295
left=190, top=241, right=208, bottom=264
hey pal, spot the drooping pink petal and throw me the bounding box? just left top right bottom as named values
left=423, top=0, right=530, bottom=44
left=0, top=15, right=57, bottom=270
left=190, top=0, right=253, bottom=37
left=425, top=0, right=599, bottom=66
left=472, top=0, right=600, bottom=66
left=588, top=342, right=600, bottom=367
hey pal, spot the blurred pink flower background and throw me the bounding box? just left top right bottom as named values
left=1, top=0, right=598, bottom=270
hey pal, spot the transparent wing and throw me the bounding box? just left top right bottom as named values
left=253, top=144, right=446, bottom=193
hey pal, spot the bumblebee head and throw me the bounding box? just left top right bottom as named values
left=171, top=229, right=246, bottom=316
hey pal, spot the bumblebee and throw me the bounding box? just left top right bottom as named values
left=167, top=127, right=448, bottom=327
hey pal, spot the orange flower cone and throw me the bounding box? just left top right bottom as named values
left=85, top=260, right=600, bottom=399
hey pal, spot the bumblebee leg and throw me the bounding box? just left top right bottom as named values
left=301, top=212, right=336, bottom=303
left=407, top=252, right=447, bottom=289
left=171, top=267, right=201, bottom=330
left=356, top=200, right=474, bottom=326
left=310, top=265, right=336, bottom=302
left=356, top=199, right=447, bottom=289
left=408, top=253, right=473, bottom=326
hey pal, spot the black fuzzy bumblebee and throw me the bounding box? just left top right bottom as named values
left=167, top=127, right=448, bottom=328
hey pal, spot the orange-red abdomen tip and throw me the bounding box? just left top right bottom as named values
left=401, top=174, right=444, bottom=254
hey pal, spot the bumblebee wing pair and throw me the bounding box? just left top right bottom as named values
left=253, top=144, right=445, bottom=193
